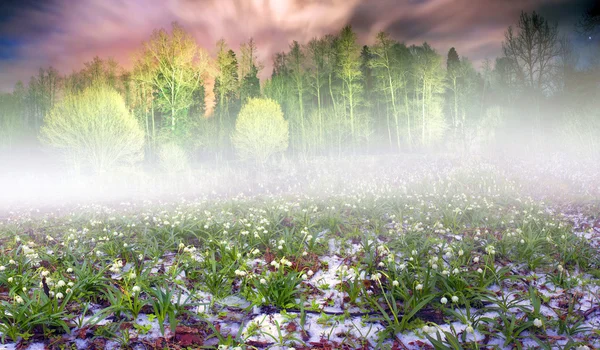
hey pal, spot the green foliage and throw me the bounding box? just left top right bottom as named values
left=40, top=85, right=145, bottom=172
left=232, top=98, right=289, bottom=164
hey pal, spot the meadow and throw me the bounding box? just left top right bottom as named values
left=1, top=155, right=599, bottom=350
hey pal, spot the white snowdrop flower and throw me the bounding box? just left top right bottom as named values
left=533, top=318, right=543, bottom=327
left=432, top=264, right=438, bottom=270
left=132, top=286, right=141, bottom=293
left=440, top=297, right=448, bottom=304
left=302, top=251, right=308, bottom=256
left=378, top=262, right=385, bottom=267
left=442, top=270, right=449, bottom=276
left=55, top=292, right=64, bottom=300
left=399, top=263, right=406, bottom=270
left=520, top=239, right=525, bottom=244
left=66, top=268, right=73, bottom=273
left=14, top=295, right=24, bottom=304
left=466, top=324, right=474, bottom=333
left=22, top=287, right=27, bottom=292
left=67, top=282, right=74, bottom=287
left=473, top=257, right=479, bottom=263
left=452, top=268, right=460, bottom=275
left=392, top=280, right=399, bottom=287
left=307, top=270, right=314, bottom=277
left=372, top=272, right=382, bottom=281
left=458, top=249, right=464, bottom=256
left=56, top=280, right=66, bottom=288
left=66, top=288, right=72, bottom=294
left=7, top=277, right=13, bottom=283
left=278, top=245, right=283, bottom=250
left=451, top=296, right=459, bottom=303
left=557, top=265, right=564, bottom=273
left=260, top=278, right=267, bottom=285
left=415, top=284, right=423, bottom=291
left=9, top=260, right=15, bottom=265
left=477, top=268, right=483, bottom=273
left=0, top=266, right=5, bottom=271
left=411, top=250, right=417, bottom=255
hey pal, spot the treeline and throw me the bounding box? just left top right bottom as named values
left=1, top=10, right=599, bottom=166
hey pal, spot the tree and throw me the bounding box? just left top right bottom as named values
left=238, top=38, right=262, bottom=102
left=26, top=67, right=61, bottom=132
left=371, top=32, right=408, bottom=149
left=214, top=40, right=239, bottom=149
left=446, top=48, right=462, bottom=139
left=232, top=98, right=289, bottom=164
left=138, top=22, right=210, bottom=134
left=306, top=37, right=327, bottom=145
left=578, top=2, right=599, bottom=36
left=411, top=43, right=446, bottom=146
left=239, top=64, right=260, bottom=103
left=40, top=85, right=144, bottom=172
left=0, top=85, right=28, bottom=149
left=502, top=11, right=560, bottom=94
left=287, top=41, right=307, bottom=153
left=335, top=26, right=363, bottom=144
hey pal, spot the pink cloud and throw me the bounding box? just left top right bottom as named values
left=0, top=0, right=586, bottom=92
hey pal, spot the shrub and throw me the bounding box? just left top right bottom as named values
left=231, top=98, right=289, bottom=164
left=157, top=142, right=189, bottom=172
left=40, top=85, right=144, bottom=172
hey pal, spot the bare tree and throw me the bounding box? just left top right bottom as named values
left=502, top=11, right=561, bottom=94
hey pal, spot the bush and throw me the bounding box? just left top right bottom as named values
left=231, top=98, right=289, bottom=164
left=157, top=142, right=189, bottom=173
left=40, top=85, right=144, bottom=172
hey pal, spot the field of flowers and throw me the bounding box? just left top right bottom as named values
left=1, top=156, right=599, bottom=350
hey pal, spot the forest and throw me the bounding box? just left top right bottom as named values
left=0, top=9, right=598, bottom=173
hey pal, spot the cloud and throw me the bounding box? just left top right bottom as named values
left=0, top=0, right=594, bottom=92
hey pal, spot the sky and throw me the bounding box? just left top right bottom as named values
left=0, top=0, right=597, bottom=92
